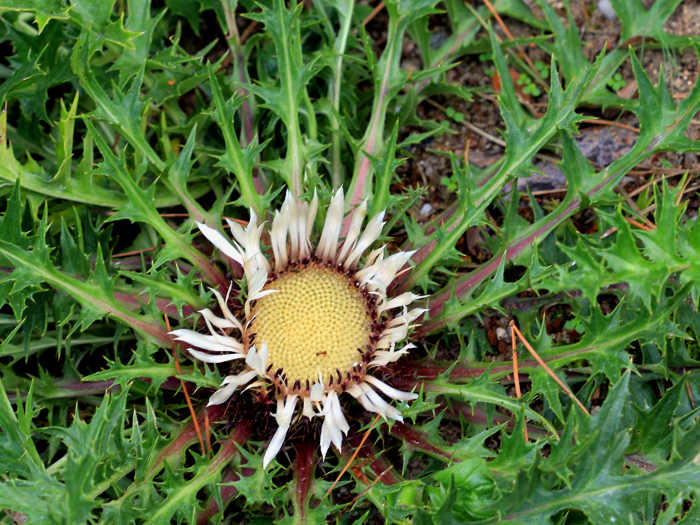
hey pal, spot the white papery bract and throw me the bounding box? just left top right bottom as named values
left=171, top=190, right=424, bottom=468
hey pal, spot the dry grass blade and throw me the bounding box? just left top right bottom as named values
left=481, top=0, right=544, bottom=87
left=204, top=410, right=213, bottom=453
left=240, top=21, right=259, bottom=44
left=362, top=2, right=386, bottom=27
left=323, top=414, right=382, bottom=500
left=617, top=186, right=657, bottom=230
left=675, top=175, right=691, bottom=206
left=625, top=217, right=655, bottom=231
left=510, top=324, right=529, bottom=442
left=164, top=313, right=207, bottom=454
left=582, top=118, right=640, bottom=133
left=509, top=321, right=590, bottom=416
left=339, top=465, right=394, bottom=520
left=113, top=246, right=158, bottom=258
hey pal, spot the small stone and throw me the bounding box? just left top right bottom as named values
left=598, top=0, right=616, bottom=20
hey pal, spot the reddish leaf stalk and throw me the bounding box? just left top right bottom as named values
left=147, top=405, right=226, bottom=479
left=195, top=256, right=231, bottom=293
left=6, top=379, right=119, bottom=401
left=390, top=204, right=461, bottom=294
left=393, top=349, right=596, bottom=388
left=422, top=150, right=651, bottom=333
left=194, top=421, right=255, bottom=524
left=347, top=65, right=392, bottom=215
left=110, top=307, right=171, bottom=346
left=345, top=12, right=403, bottom=233
left=197, top=470, right=240, bottom=525
left=208, top=420, right=254, bottom=470
left=222, top=2, right=255, bottom=147
left=444, top=402, right=548, bottom=438
left=392, top=360, right=490, bottom=385
left=354, top=441, right=400, bottom=485
left=422, top=200, right=581, bottom=333
left=387, top=421, right=454, bottom=461
left=293, top=439, right=317, bottom=521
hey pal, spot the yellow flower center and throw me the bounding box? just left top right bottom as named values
left=250, top=265, right=372, bottom=389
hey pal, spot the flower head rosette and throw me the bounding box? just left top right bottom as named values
left=171, top=189, right=425, bottom=467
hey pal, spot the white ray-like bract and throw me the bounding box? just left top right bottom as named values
left=173, top=189, right=424, bottom=467
left=208, top=370, right=258, bottom=406
left=320, top=390, right=350, bottom=458
left=263, top=395, right=298, bottom=468
left=370, top=342, right=416, bottom=367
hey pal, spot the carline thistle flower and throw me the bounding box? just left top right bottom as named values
left=170, top=189, right=425, bottom=467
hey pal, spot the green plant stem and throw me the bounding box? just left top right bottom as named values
left=327, top=0, right=355, bottom=188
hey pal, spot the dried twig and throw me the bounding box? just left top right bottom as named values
left=164, top=313, right=207, bottom=454
left=362, top=2, right=385, bottom=27
left=323, top=414, right=382, bottom=500
left=510, top=326, right=529, bottom=442
left=509, top=321, right=590, bottom=416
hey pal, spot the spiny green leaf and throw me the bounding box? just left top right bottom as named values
left=630, top=376, right=687, bottom=457
left=71, top=39, right=165, bottom=171
left=111, top=0, right=166, bottom=81
left=537, top=0, right=630, bottom=110
left=69, top=0, right=139, bottom=49
left=232, top=447, right=286, bottom=505
left=0, top=233, right=167, bottom=341
left=54, top=92, right=79, bottom=182
left=0, top=105, right=179, bottom=208
left=492, top=372, right=700, bottom=524
left=0, top=0, right=70, bottom=32
left=244, top=0, right=323, bottom=194
left=207, top=66, right=263, bottom=215
left=608, top=0, right=694, bottom=47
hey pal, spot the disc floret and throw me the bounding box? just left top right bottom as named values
left=249, top=262, right=380, bottom=394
